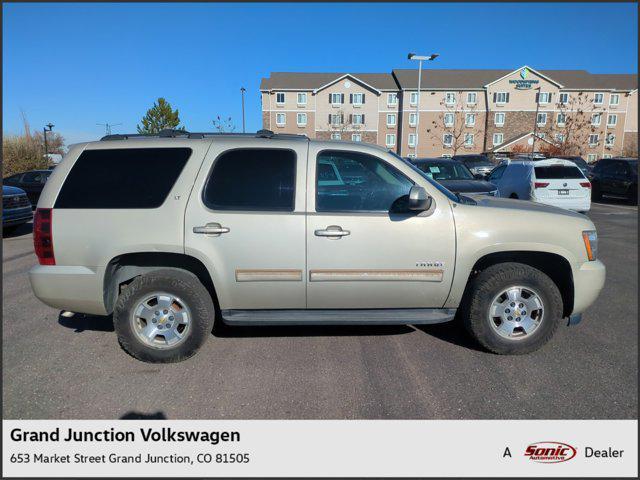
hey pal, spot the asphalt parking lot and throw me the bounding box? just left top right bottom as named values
left=2, top=201, right=637, bottom=420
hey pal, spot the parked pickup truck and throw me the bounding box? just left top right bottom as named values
left=29, top=130, right=605, bottom=363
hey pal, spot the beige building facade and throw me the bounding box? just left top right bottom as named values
left=261, top=66, right=637, bottom=161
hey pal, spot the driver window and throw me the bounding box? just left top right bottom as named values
left=489, top=165, right=506, bottom=181
left=316, top=150, right=413, bottom=212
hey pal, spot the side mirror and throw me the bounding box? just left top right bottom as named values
left=408, top=185, right=432, bottom=211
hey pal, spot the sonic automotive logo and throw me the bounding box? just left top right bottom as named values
left=524, top=441, right=577, bottom=463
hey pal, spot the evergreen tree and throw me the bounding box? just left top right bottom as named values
left=137, top=98, right=183, bottom=134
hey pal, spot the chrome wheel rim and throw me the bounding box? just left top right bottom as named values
left=488, top=286, right=544, bottom=340
left=131, top=292, right=192, bottom=349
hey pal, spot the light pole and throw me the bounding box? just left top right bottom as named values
left=240, top=87, right=246, bottom=133
left=531, top=87, right=541, bottom=156
left=43, top=123, right=54, bottom=159
left=407, top=53, right=438, bottom=157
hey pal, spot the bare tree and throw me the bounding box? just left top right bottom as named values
left=428, top=92, right=483, bottom=155
left=212, top=116, right=236, bottom=133
left=325, top=109, right=358, bottom=138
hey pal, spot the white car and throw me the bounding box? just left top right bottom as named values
left=488, top=158, right=592, bottom=212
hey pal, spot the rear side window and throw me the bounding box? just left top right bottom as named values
left=55, top=148, right=191, bottom=208
left=534, top=166, right=584, bottom=179
left=203, top=148, right=296, bottom=211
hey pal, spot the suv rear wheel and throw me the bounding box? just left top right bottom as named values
left=114, top=269, right=215, bottom=363
left=461, top=262, right=563, bottom=354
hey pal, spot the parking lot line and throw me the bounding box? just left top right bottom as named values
left=592, top=202, right=638, bottom=211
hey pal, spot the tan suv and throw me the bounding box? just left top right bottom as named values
left=29, top=129, right=605, bottom=363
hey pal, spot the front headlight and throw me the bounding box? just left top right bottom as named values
left=582, top=230, right=598, bottom=261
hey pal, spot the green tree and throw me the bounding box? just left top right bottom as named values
left=137, top=98, right=184, bottom=134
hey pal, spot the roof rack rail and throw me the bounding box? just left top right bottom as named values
left=100, top=129, right=308, bottom=141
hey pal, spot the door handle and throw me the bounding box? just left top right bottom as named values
left=314, top=225, right=350, bottom=239
left=193, top=223, right=230, bottom=236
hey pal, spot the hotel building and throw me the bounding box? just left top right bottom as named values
left=260, top=66, right=637, bottom=161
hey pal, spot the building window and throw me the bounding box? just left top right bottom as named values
left=409, top=113, right=417, bottom=127
left=603, top=154, right=612, bottom=159
left=538, top=92, right=551, bottom=104
left=386, top=113, right=396, bottom=126
left=555, top=133, right=565, bottom=143
left=443, top=133, right=453, bottom=147
left=538, top=133, right=546, bottom=139
left=330, top=93, right=343, bottom=105
left=493, top=133, right=503, bottom=145
left=385, top=134, right=396, bottom=147
left=536, top=112, right=547, bottom=126
left=464, top=133, right=474, bottom=146
left=556, top=113, right=566, bottom=126
left=441, top=154, right=452, bottom=158
left=297, top=92, right=307, bottom=105
left=445, top=92, right=456, bottom=105
left=588, top=154, right=597, bottom=162
left=593, top=92, right=604, bottom=104
left=330, top=114, right=342, bottom=126
left=352, top=114, right=364, bottom=125
left=607, top=114, right=618, bottom=127
left=589, top=134, right=599, bottom=146
left=591, top=113, right=601, bottom=126
left=605, top=134, right=616, bottom=147
left=465, top=113, right=476, bottom=127
left=276, top=92, right=285, bottom=104
left=351, top=133, right=362, bottom=142
left=276, top=113, right=286, bottom=126
left=494, top=92, right=508, bottom=104
left=559, top=92, right=569, bottom=104
left=408, top=133, right=416, bottom=148
left=387, top=93, right=398, bottom=106
left=494, top=112, right=505, bottom=126
left=610, top=94, right=620, bottom=106
left=444, top=113, right=454, bottom=127
left=467, top=92, right=477, bottom=104
left=331, top=133, right=341, bottom=140
left=297, top=113, right=307, bottom=126
left=351, top=93, right=364, bottom=106
left=409, top=92, right=419, bottom=105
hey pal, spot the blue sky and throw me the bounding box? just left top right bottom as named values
left=3, top=2, right=637, bottom=145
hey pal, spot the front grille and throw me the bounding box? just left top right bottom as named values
left=3, top=194, right=31, bottom=209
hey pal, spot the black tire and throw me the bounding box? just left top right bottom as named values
left=591, top=181, right=602, bottom=201
left=113, top=269, right=215, bottom=363
left=509, top=193, right=518, bottom=199
left=628, top=185, right=638, bottom=205
left=460, top=262, right=563, bottom=355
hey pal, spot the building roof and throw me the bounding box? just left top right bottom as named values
left=260, top=72, right=399, bottom=91
left=392, top=68, right=637, bottom=91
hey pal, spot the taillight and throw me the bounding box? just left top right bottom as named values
left=534, top=182, right=549, bottom=188
left=580, top=182, right=591, bottom=189
left=34, top=208, right=55, bottom=265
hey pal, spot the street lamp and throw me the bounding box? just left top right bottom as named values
left=240, top=87, right=246, bottom=133
left=407, top=53, right=439, bottom=157
left=43, top=123, right=54, bottom=159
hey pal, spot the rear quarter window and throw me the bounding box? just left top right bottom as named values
left=534, top=166, right=584, bottom=179
left=54, top=148, right=191, bottom=208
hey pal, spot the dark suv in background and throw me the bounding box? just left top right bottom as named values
left=452, top=154, right=495, bottom=177
left=589, top=157, right=638, bottom=204
left=3, top=169, right=52, bottom=206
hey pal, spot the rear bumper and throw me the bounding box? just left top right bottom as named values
left=28, top=265, right=108, bottom=315
left=572, top=259, right=606, bottom=316
left=3, top=207, right=33, bottom=226
left=534, top=196, right=591, bottom=212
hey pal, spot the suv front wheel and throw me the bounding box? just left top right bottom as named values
left=113, top=269, right=215, bottom=363
left=461, top=262, right=563, bottom=354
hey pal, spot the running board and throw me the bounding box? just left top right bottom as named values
left=220, top=308, right=456, bottom=326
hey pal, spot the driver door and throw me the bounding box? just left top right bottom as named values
left=305, top=145, right=456, bottom=309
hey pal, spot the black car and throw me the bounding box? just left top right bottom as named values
left=555, top=156, right=589, bottom=177
left=589, top=157, right=638, bottom=203
left=409, top=158, right=497, bottom=195
left=3, top=169, right=52, bottom=206
left=451, top=154, right=495, bottom=177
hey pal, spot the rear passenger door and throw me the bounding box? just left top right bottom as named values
left=184, top=142, right=307, bottom=311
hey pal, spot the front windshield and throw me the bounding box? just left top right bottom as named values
left=390, top=152, right=459, bottom=202
left=460, top=156, right=491, bottom=165
left=415, top=161, right=474, bottom=180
